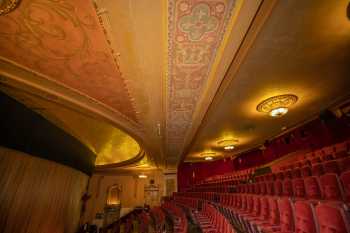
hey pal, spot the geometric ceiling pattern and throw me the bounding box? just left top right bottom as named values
left=166, top=0, right=237, bottom=157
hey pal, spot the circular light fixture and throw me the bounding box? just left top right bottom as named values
left=257, top=94, right=298, bottom=118
left=138, top=174, right=147, bottom=178
left=200, top=152, right=215, bottom=161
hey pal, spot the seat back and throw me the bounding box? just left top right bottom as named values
left=266, top=181, right=275, bottom=196
left=319, top=173, right=344, bottom=201
left=323, top=160, right=340, bottom=175
left=294, top=201, right=317, bottom=233
left=315, top=204, right=350, bottom=233
left=282, top=179, right=293, bottom=196
left=278, top=198, right=295, bottom=232
left=268, top=197, right=280, bottom=225
left=284, top=170, right=292, bottom=179
left=293, top=178, right=306, bottom=198
left=305, top=176, right=322, bottom=200
left=340, top=170, right=350, bottom=202
left=260, top=182, right=267, bottom=195
left=301, top=166, right=312, bottom=177
left=339, top=156, right=350, bottom=172
left=292, top=168, right=301, bottom=178
left=274, top=180, right=283, bottom=196
left=312, top=163, right=324, bottom=176
left=260, top=196, right=269, bottom=221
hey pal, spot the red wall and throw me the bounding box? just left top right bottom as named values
left=178, top=113, right=350, bottom=191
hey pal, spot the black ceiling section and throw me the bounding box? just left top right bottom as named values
left=0, top=90, right=96, bottom=175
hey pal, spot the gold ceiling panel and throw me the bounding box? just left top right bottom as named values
left=0, top=85, right=142, bottom=166
left=185, top=0, right=350, bottom=162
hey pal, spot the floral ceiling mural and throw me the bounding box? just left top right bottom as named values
left=166, top=0, right=236, bottom=157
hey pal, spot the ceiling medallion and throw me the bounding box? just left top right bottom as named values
left=0, top=0, right=21, bottom=15
left=257, top=94, right=298, bottom=117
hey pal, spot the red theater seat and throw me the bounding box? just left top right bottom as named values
left=284, top=170, right=293, bottom=179
left=276, top=172, right=284, bottom=180
left=323, top=160, right=341, bottom=175
left=315, top=203, right=350, bottom=233
left=311, top=163, right=324, bottom=176
left=319, top=173, right=344, bottom=202
left=282, top=179, right=293, bottom=196
left=274, top=180, right=283, bottom=196
left=338, top=156, right=350, bottom=172
left=266, top=181, right=275, bottom=196
left=260, top=182, right=267, bottom=195
left=321, top=153, right=334, bottom=161
left=276, top=197, right=295, bottom=233
left=254, top=197, right=280, bottom=233
left=301, top=166, right=312, bottom=177
left=340, top=170, right=350, bottom=203
left=293, top=178, right=306, bottom=199
left=294, top=201, right=317, bottom=233
left=291, top=168, right=301, bottom=178
left=304, top=176, right=322, bottom=201
left=311, top=156, right=322, bottom=164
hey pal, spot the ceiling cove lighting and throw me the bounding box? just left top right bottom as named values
left=138, top=174, right=147, bottom=178
left=257, top=94, right=298, bottom=118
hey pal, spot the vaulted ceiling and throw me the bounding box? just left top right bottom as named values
left=0, top=0, right=349, bottom=171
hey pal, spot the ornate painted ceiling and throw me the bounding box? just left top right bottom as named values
left=1, top=0, right=350, bottom=169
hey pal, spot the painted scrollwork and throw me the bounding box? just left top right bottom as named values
left=0, top=0, right=137, bottom=122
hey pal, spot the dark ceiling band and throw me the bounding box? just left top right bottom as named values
left=0, top=90, right=96, bottom=175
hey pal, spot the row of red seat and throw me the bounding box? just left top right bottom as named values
left=174, top=184, right=350, bottom=233
left=189, top=144, right=350, bottom=193
left=278, top=140, right=350, bottom=171
left=150, top=207, right=166, bottom=233
left=192, top=203, right=235, bottom=233
left=192, top=140, right=350, bottom=191
left=161, top=201, right=188, bottom=233
left=178, top=171, right=350, bottom=205
left=137, top=211, right=150, bottom=233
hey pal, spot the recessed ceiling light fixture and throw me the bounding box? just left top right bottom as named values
left=201, top=152, right=215, bottom=161
left=138, top=174, right=147, bottom=178
left=224, top=145, right=235, bottom=150
left=217, top=139, right=238, bottom=150
left=257, top=94, right=298, bottom=118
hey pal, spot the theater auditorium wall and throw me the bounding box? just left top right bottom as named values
left=0, top=146, right=89, bottom=233
left=83, top=171, right=165, bottom=224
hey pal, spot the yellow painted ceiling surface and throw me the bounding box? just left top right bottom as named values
left=186, top=0, right=350, bottom=161
left=0, top=85, right=141, bottom=166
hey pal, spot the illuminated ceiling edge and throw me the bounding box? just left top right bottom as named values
left=0, top=58, right=152, bottom=165
left=180, top=0, right=279, bottom=162
left=94, top=149, right=146, bottom=170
